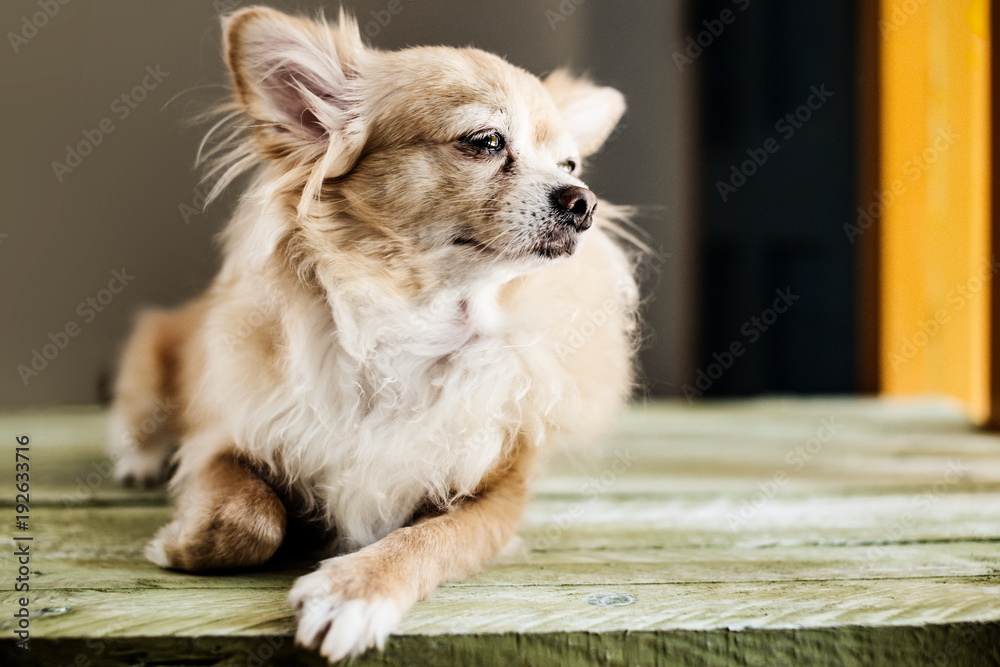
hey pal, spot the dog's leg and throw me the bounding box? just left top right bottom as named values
left=145, top=449, right=287, bottom=571
left=109, top=300, right=204, bottom=487
left=290, top=444, right=535, bottom=662
left=108, top=309, right=180, bottom=486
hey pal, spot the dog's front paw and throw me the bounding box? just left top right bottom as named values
left=290, top=561, right=405, bottom=662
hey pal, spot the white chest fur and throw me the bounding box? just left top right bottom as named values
left=216, top=282, right=545, bottom=550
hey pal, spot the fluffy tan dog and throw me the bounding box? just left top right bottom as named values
left=109, top=6, right=639, bottom=661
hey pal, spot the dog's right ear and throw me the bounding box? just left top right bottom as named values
left=223, top=7, right=367, bottom=168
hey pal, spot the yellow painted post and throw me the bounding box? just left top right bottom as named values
left=878, top=0, right=993, bottom=424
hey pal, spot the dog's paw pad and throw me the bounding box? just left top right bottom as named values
left=291, top=574, right=402, bottom=662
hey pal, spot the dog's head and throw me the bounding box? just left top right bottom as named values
left=220, top=7, right=625, bottom=287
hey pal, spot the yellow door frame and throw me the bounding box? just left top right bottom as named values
left=864, top=0, right=997, bottom=426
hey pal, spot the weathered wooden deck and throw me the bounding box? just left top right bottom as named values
left=2, top=399, right=999, bottom=666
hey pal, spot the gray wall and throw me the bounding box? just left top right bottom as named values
left=0, top=0, right=694, bottom=405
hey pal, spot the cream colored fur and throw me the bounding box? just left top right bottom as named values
left=109, top=6, right=639, bottom=662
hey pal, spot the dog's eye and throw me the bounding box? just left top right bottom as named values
left=465, top=131, right=506, bottom=154
left=559, top=160, right=576, bottom=174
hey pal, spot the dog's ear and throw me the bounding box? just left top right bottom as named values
left=544, top=70, right=625, bottom=158
left=223, top=7, right=366, bottom=162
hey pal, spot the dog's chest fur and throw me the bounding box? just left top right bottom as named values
left=210, top=277, right=553, bottom=550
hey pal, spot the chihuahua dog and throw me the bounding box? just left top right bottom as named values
left=109, top=6, right=638, bottom=661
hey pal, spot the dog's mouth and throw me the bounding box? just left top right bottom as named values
left=451, top=224, right=582, bottom=261
left=451, top=235, right=497, bottom=255
left=528, top=223, right=581, bottom=259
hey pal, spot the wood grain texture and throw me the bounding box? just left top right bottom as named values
left=1, top=398, right=999, bottom=665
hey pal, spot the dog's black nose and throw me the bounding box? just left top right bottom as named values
left=553, top=185, right=597, bottom=231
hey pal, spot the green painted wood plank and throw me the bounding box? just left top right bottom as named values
left=520, top=494, right=1000, bottom=550
left=0, top=405, right=165, bottom=508
left=3, top=579, right=999, bottom=640
left=28, top=547, right=1000, bottom=596
left=4, top=498, right=996, bottom=597
left=8, top=491, right=999, bottom=570
left=4, top=542, right=998, bottom=592
left=5, top=399, right=1000, bottom=506
left=477, top=543, right=1000, bottom=586
left=4, top=624, right=999, bottom=667
left=1, top=399, right=999, bottom=665
left=0, top=400, right=1000, bottom=506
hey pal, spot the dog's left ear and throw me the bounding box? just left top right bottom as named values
left=544, top=70, right=626, bottom=158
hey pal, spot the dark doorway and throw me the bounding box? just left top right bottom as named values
left=690, top=0, right=858, bottom=397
